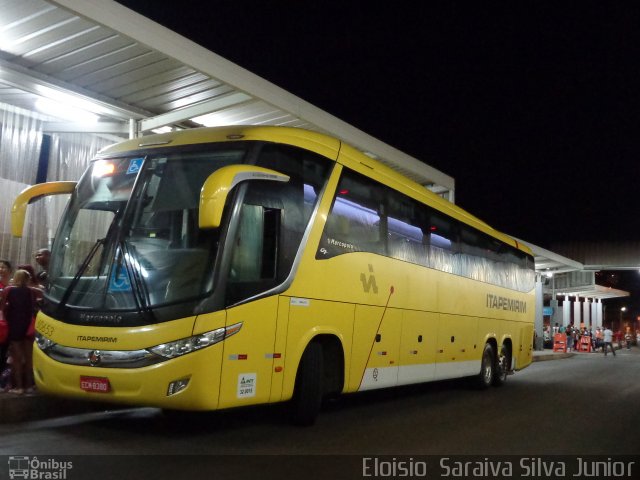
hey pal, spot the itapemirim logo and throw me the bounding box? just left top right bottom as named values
left=7, top=456, right=72, bottom=479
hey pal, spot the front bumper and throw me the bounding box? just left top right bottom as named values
left=33, top=341, right=224, bottom=411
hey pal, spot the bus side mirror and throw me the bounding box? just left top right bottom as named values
left=12, top=181, right=77, bottom=237
left=199, top=165, right=290, bottom=229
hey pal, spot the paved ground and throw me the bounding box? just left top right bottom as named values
left=0, top=345, right=633, bottom=424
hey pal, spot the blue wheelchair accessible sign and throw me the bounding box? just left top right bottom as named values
left=126, top=157, right=144, bottom=175
left=109, top=264, right=131, bottom=292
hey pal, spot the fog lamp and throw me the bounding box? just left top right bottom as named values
left=167, top=377, right=190, bottom=396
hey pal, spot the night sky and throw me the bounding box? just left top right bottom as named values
left=116, top=1, right=640, bottom=250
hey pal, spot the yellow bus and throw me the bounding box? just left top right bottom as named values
left=13, top=126, right=534, bottom=425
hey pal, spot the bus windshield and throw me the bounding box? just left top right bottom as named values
left=48, top=147, right=247, bottom=316
left=46, top=141, right=333, bottom=326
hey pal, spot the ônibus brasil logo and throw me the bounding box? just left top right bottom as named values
left=8, top=456, right=73, bottom=479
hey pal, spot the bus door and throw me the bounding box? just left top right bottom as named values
left=217, top=201, right=282, bottom=408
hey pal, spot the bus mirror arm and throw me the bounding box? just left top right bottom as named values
left=199, top=165, right=290, bottom=229
left=12, top=181, right=77, bottom=237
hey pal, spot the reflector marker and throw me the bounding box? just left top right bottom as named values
left=229, top=354, right=248, bottom=360
left=264, top=353, right=282, bottom=359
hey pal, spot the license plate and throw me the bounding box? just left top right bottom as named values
left=80, top=376, right=111, bottom=393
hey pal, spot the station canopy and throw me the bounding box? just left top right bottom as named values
left=516, top=239, right=629, bottom=300
left=0, top=0, right=454, bottom=199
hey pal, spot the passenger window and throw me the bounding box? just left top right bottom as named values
left=428, top=214, right=456, bottom=252
left=317, top=171, right=384, bottom=259
left=387, top=191, right=429, bottom=266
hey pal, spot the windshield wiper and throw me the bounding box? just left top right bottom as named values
left=56, top=237, right=106, bottom=312
left=119, top=240, right=155, bottom=322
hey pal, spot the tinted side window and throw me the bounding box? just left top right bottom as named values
left=316, top=167, right=534, bottom=292
left=317, top=170, right=384, bottom=259
left=386, top=189, right=430, bottom=266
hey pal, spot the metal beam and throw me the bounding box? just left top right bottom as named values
left=43, top=121, right=128, bottom=134
left=139, top=92, right=252, bottom=132
left=0, top=58, right=152, bottom=120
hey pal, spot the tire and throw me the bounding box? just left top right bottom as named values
left=290, top=342, right=324, bottom=426
left=492, top=344, right=509, bottom=387
left=476, top=343, right=495, bottom=389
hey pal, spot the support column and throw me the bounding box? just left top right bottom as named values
left=563, top=296, right=572, bottom=328
left=573, top=298, right=582, bottom=327
left=550, top=297, right=559, bottom=327
left=592, top=300, right=597, bottom=328
left=595, top=299, right=603, bottom=328
left=534, top=275, right=544, bottom=350
left=583, top=299, right=591, bottom=329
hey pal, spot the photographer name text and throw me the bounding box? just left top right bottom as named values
left=362, top=457, right=636, bottom=477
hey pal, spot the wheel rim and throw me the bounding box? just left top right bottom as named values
left=483, top=352, right=493, bottom=384
left=497, top=355, right=507, bottom=380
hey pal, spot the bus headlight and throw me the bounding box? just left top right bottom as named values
left=35, top=332, right=56, bottom=352
left=148, top=322, right=242, bottom=359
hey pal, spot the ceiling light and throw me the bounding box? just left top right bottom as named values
left=35, top=98, right=98, bottom=123
left=190, top=112, right=236, bottom=127
left=151, top=126, right=173, bottom=134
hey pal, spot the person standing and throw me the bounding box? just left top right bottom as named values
left=603, top=325, right=616, bottom=357
left=34, top=248, right=50, bottom=287
left=0, top=259, right=13, bottom=389
left=0, top=259, right=11, bottom=289
left=0, top=270, right=36, bottom=394
left=595, top=327, right=603, bottom=352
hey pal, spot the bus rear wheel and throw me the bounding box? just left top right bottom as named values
left=476, top=343, right=495, bottom=389
left=290, top=342, right=324, bottom=426
left=493, top=344, right=510, bottom=387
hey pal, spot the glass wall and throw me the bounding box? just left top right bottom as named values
left=0, top=104, right=111, bottom=267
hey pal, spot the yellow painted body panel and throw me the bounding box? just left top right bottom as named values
left=400, top=310, right=439, bottom=370
left=351, top=305, right=402, bottom=390
left=218, top=296, right=279, bottom=408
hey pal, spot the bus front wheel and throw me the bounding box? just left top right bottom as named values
left=290, top=342, right=324, bottom=426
